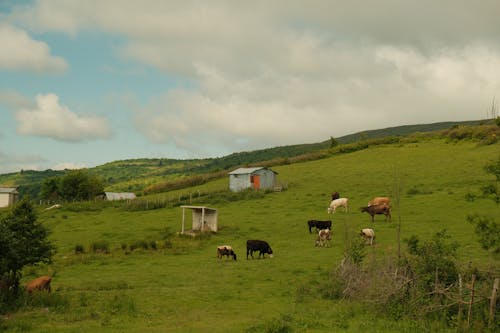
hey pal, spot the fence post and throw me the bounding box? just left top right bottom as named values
left=458, top=274, right=463, bottom=325
left=468, top=274, right=476, bottom=327
left=490, top=277, right=499, bottom=328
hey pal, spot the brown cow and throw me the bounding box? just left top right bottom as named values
left=368, top=197, right=390, bottom=207
left=25, top=276, right=52, bottom=294
left=361, top=204, right=391, bottom=222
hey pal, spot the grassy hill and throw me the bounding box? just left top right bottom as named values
left=0, top=119, right=493, bottom=200
left=1, top=135, right=498, bottom=332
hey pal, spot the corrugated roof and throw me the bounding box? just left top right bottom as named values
left=228, top=167, right=278, bottom=175
left=104, top=192, right=136, bottom=201
left=0, top=187, right=18, bottom=194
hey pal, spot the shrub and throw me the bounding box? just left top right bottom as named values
left=90, top=241, right=110, bottom=254
left=74, top=244, right=85, bottom=254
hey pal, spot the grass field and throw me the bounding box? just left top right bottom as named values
left=2, top=139, right=499, bottom=332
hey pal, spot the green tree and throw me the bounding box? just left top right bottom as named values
left=59, top=170, right=104, bottom=201
left=0, top=199, right=54, bottom=306
left=40, top=177, right=61, bottom=202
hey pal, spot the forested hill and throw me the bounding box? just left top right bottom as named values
left=0, top=119, right=493, bottom=199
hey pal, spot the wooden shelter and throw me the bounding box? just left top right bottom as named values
left=180, top=205, right=218, bottom=235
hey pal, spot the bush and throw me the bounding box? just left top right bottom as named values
left=74, top=244, right=85, bottom=254
left=90, top=241, right=110, bottom=254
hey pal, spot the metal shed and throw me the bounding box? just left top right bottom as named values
left=0, top=187, right=19, bottom=208
left=104, top=192, right=136, bottom=201
left=228, top=167, right=278, bottom=192
left=180, top=205, right=218, bottom=234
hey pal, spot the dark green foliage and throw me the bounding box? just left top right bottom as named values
left=74, top=244, right=85, bottom=254
left=59, top=170, right=104, bottom=201
left=467, top=214, right=499, bottom=255
left=405, top=230, right=459, bottom=292
left=40, top=170, right=105, bottom=202
left=0, top=199, right=54, bottom=308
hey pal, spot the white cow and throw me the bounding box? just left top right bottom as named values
left=360, top=228, right=375, bottom=245
left=327, top=198, right=349, bottom=214
left=315, top=229, right=332, bottom=247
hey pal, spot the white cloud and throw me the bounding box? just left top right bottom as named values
left=15, top=93, right=112, bottom=142
left=0, top=24, right=67, bottom=73
left=8, top=1, right=500, bottom=155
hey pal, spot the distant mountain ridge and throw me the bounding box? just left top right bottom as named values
left=0, top=119, right=489, bottom=199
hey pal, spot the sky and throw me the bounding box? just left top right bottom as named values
left=1, top=1, right=500, bottom=174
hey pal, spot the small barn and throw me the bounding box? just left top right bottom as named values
left=180, top=205, right=218, bottom=234
left=228, top=167, right=277, bottom=192
left=104, top=192, right=136, bottom=201
left=0, top=187, right=19, bottom=208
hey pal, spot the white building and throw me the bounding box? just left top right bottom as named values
left=228, top=167, right=277, bottom=192
left=0, top=187, right=19, bottom=208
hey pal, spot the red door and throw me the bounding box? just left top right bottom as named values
left=252, top=175, right=260, bottom=190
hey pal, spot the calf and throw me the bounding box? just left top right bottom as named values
left=25, top=276, right=52, bottom=294
left=360, top=228, right=375, bottom=245
left=246, top=240, right=273, bottom=259
left=360, top=204, right=391, bottom=222
left=315, top=229, right=332, bottom=247
left=307, top=220, right=332, bottom=233
left=327, top=198, right=349, bottom=214
left=331, top=192, right=340, bottom=201
left=217, top=245, right=237, bottom=261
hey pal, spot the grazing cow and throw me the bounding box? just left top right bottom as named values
left=360, top=204, right=391, bottom=222
left=246, top=240, right=273, bottom=259
left=368, top=197, right=390, bottom=207
left=217, top=245, right=237, bottom=261
left=327, top=198, right=349, bottom=214
left=307, top=220, right=332, bottom=233
left=25, top=276, right=52, bottom=294
left=360, top=228, right=376, bottom=245
left=331, top=192, right=340, bottom=201
left=315, top=229, right=332, bottom=247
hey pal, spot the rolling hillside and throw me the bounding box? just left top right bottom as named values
left=0, top=119, right=495, bottom=200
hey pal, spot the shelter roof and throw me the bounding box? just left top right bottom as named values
left=228, top=167, right=277, bottom=175
left=180, top=205, right=217, bottom=212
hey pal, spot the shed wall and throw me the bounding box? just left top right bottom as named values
left=229, top=169, right=276, bottom=192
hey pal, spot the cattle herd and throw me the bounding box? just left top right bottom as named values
left=25, top=193, right=392, bottom=295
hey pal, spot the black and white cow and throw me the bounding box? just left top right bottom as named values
left=246, top=240, right=273, bottom=259
left=307, top=220, right=332, bottom=233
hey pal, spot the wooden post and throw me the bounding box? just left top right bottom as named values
left=181, top=207, right=185, bottom=234
left=490, top=278, right=499, bottom=328
left=201, top=207, right=205, bottom=232
left=458, top=274, right=463, bottom=325
left=468, top=274, right=476, bottom=327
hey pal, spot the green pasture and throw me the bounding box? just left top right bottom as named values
left=2, top=139, right=499, bottom=332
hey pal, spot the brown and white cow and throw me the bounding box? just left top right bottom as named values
left=217, top=245, right=237, bottom=261
left=25, top=276, right=52, bottom=294
left=315, top=229, right=332, bottom=247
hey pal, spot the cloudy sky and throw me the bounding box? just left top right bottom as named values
left=1, top=1, right=499, bottom=174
